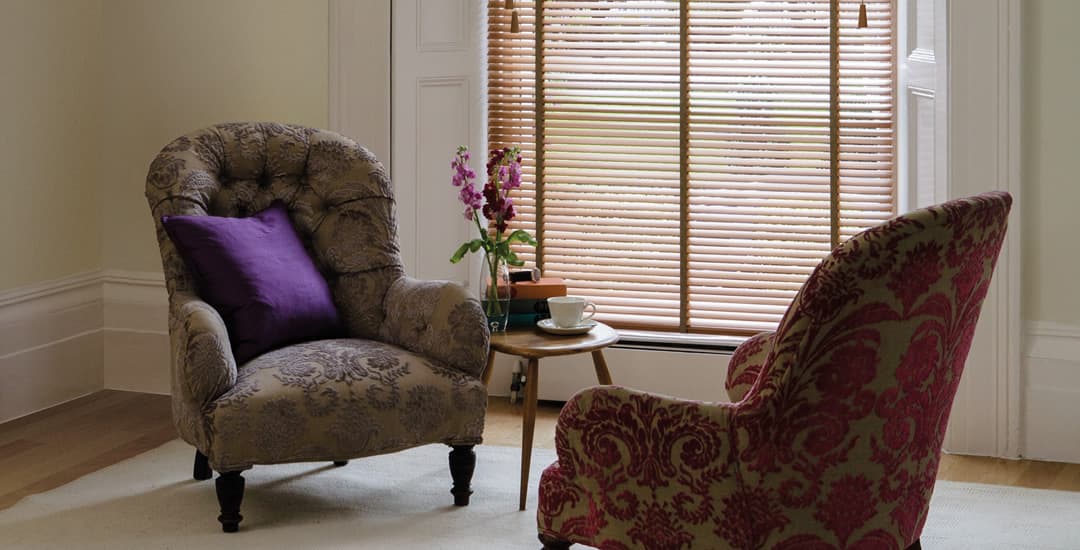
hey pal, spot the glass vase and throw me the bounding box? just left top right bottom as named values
left=480, top=252, right=511, bottom=332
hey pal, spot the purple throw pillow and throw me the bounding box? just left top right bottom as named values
left=162, top=202, right=342, bottom=364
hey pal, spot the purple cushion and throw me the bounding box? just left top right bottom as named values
left=162, top=202, right=342, bottom=364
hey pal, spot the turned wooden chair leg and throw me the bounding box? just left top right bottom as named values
left=538, top=533, right=573, bottom=549
left=193, top=450, right=212, bottom=481
left=215, top=471, right=245, bottom=532
left=333, top=460, right=348, bottom=467
left=449, top=445, right=476, bottom=506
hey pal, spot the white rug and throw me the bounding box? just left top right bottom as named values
left=1, top=440, right=1078, bottom=549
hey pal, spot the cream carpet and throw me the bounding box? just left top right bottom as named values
left=1, top=440, right=1078, bottom=549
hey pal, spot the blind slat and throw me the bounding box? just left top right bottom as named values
left=488, top=0, right=895, bottom=335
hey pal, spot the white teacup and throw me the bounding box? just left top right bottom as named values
left=547, top=296, right=598, bottom=328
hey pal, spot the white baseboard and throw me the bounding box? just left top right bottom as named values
left=0, top=271, right=105, bottom=423
left=104, top=329, right=170, bottom=395
left=0, top=270, right=102, bottom=322
left=1024, top=321, right=1080, bottom=362
left=1023, top=321, right=1080, bottom=463
left=0, top=269, right=170, bottom=422
left=101, top=270, right=170, bottom=395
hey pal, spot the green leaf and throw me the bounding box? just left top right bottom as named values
left=506, top=229, right=538, bottom=247
left=449, top=243, right=471, bottom=264
left=506, top=251, right=525, bottom=266
left=449, top=239, right=487, bottom=263
left=495, top=240, right=510, bottom=258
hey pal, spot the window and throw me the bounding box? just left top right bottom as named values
left=488, top=0, right=895, bottom=335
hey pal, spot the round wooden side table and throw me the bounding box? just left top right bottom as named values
left=481, top=322, right=619, bottom=510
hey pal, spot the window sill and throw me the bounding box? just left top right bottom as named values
left=613, top=330, right=746, bottom=355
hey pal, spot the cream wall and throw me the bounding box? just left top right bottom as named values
left=100, top=0, right=329, bottom=274
left=1022, top=0, right=1080, bottom=326
left=0, top=0, right=104, bottom=291
left=0, top=1, right=338, bottom=419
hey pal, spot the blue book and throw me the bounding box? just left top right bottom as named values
left=508, top=299, right=551, bottom=315
left=507, top=312, right=550, bottom=328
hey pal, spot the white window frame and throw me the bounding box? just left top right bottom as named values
left=329, top=0, right=1022, bottom=457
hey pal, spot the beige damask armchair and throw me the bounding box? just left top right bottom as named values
left=145, top=122, right=489, bottom=532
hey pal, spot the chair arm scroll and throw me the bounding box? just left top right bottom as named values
left=725, top=331, right=775, bottom=403
left=552, top=386, right=737, bottom=485
left=538, top=386, right=740, bottom=547
left=380, top=277, right=489, bottom=379
left=170, top=291, right=238, bottom=409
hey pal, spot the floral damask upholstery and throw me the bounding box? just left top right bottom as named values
left=537, top=192, right=1012, bottom=550
left=145, top=123, right=489, bottom=528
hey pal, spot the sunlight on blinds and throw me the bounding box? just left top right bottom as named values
left=488, top=0, right=895, bottom=335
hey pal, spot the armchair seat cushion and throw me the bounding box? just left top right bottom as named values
left=205, top=338, right=487, bottom=472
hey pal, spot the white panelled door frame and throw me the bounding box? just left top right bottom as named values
left=329, top=0, right=1023, bottom=458
left=390, top=0, right=486, bottom=284
left=330, top=0, right=485, bottom=284
left=943, top=0, right=1022, bottom=458
left=901, top=0, right=1023, bottom=458
left=898, top=0, right=949, bottom=213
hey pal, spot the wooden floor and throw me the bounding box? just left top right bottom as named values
left=1, top=390, right=1078, bottom=512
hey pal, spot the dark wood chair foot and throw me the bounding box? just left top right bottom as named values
left=333, top=460, right=348, bottom=467
left=448, top=445, right=476, bottom=506
left=215, top=471, right=245, bottom=532
left=193, top=450, right=212, bottom=481
left=539, top=533, right=573, bottom=549
left=906, top=539, right=921, bottom=550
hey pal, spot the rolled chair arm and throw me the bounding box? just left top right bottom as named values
left=379, top=277, right=489, bottom=379
left=538, top=386, right=738, bottom=548
left=168, top=292, right=238, bottom=448
left=725, top=331, right=775, bottom=403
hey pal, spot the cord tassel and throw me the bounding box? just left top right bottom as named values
left=510, top=9, right=520, bottom=33
left=858, top=2, right=868, bottom=28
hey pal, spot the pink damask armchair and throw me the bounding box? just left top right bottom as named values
left=537, top=192, right=1012, bottom=550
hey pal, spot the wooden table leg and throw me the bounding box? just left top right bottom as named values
left=519, top=357, right=539, bottom=510
left=481, top=349, right=496, bottom=387
left=591, top=350, right=613, bottom=385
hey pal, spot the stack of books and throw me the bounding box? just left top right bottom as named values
left=507, top=277, right=567, bottom=329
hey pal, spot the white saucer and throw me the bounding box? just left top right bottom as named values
left=537, top=318, right=597, bottom=335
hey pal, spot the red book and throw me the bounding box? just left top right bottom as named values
left=510, top=277, right=568, bottom=300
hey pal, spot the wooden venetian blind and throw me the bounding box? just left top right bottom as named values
left=488, top=0, right=895, bottom=335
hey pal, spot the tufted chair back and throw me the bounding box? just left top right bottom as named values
left=145, top=122, right=404, bottom=339
left=735, top=191, right=1012, bottom=547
